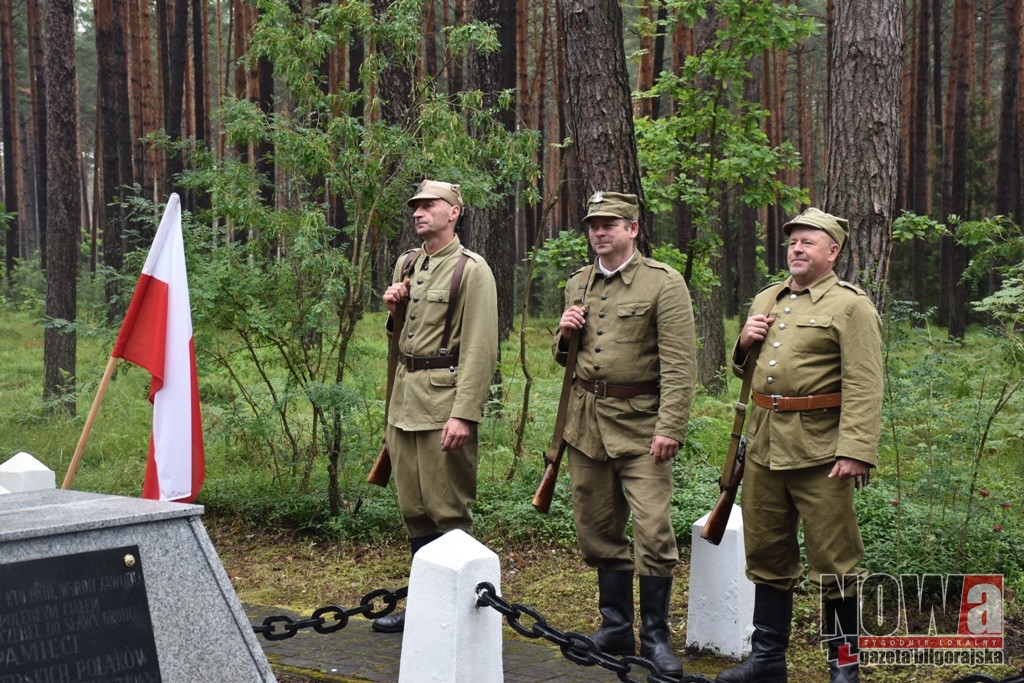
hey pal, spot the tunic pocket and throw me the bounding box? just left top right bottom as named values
left=793, top=314, right=835, bottom=354
left=427, top=289, right=450, bottom=304
left=615, top=302, right=652, bottom=343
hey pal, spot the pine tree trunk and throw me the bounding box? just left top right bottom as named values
left=557, top=0, right=648, bottom=252
left=824, top=0, right=901, bottom=307
left=42, top=0, right=81, bottom=414
left=0, top=0, right=22, bottom=280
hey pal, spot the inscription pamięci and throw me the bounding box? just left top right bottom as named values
left=0, top=545, right=161, bottom=683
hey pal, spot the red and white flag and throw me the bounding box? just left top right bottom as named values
left=112, top=194, right=205, bottom=503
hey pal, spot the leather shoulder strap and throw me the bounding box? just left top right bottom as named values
left=439, top=253, right=470, bottom=356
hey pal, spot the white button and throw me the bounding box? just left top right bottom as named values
left=769, top=360, right=777, bottom=366
left=773, top=341, right=781, bottom=348
left=766, top=376, right=775, bottom=384
left=778, top=323, right=786, bottom=330
left=784, top=307, right=791, bottom=313
left=790, top=293, right=797, bottom=299
left=809, top=318, right=816, bottom=324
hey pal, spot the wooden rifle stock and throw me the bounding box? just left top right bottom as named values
left=367, top=443, right=392, bottom=488
left=531, top=439, right=567, bottom=513
left=700, top=436, right=746, bottom=545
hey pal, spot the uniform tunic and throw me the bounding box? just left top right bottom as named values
left=386, top=236, right=498, bottom=537
left=553, top=251, right=696, bottom=576
left=731, top=271, right=883, bottom=598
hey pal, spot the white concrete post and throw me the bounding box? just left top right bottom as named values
left=0, top=452, right=56, bottom=493
left=686, top=505, right=755, bottom=659
left=399, top=529, right=503, bottom=683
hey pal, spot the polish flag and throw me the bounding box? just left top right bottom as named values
left=112, top=194, right=205, bottom=502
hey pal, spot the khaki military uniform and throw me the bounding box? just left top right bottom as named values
left=732, top=271, right=882, bottom=600
left=553, top=251, right=696, bottom=577
left=386, top=236, right=498, bottom=538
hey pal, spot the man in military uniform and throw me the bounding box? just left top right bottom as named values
left=715, top=208, right=882, bottom=683
left=372, top=179, right=498, bottom=634
left=554, top=191, right=696, bottom=675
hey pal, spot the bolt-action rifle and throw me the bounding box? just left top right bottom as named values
left=700, top=282, right=784, bottom=544
left=367, top=250, right=420, bottom=487
left=532, top=270, right=591, bottom=513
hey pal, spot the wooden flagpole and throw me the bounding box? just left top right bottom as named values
left=61, top=355, right=119, bottom=490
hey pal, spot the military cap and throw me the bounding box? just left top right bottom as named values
left=783, top=207, right=849, bottom=251
left=583, top=191, right=639, bottom=222
left=407, top=179, right=463, bottom=208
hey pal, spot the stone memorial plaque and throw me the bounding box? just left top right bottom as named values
left=0, top=545, right=162, bottom=683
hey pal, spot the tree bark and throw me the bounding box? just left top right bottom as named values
left=468, top=0, right=517, bottom=343
left=96, top=0, right=134, bottom=325
left=43, top=0, right=81, bottom=414
left=557, top=0, right=648, bottom=252
left=0, top=0, right=22, bottom=281
left=939, top=0, right=972, bottom=338
left=824, top=0, right=901, bottom=306
left=996, top=0, right=1022, bottom=220
left=26, top=0, right=46, bottom=267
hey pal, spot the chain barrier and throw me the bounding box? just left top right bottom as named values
left=950, top=672, right=1024, bottom=683
left=250, top=582, right=1017, bottom=683
left=252, top=586, right=407, bottom=641
left=474, top=582, right=712, bottom=683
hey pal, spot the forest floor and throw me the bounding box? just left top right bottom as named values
left=210, top=517, right=1023, bottom=683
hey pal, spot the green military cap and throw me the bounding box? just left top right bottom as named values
left=783, top=207, right=849, bottom=251
left=583, top=191, right=639, bottom=222
left=407, top=179, right=463, bottom=208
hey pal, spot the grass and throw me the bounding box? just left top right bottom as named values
left=2, top=305, right=1023, bottom=682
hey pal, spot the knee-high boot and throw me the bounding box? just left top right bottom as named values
left=638, top=575, right=682, bottom=676
left=371, top=533, right=443, bottom=633
left=715, top=584, right=792, bottom=683
left=590, top=569, right=636, bottom=656
left=824, top=597, right=860, bottom=683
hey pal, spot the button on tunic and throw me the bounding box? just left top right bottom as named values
left=731, top=272, right=883, bottom=470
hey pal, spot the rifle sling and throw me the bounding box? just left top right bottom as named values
left=718, top=282, right=787, bottom=487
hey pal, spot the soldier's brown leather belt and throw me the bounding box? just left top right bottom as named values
left=399, top=352, right=459, bottom=371
left=577, top=378, right=660, bottom=399
left=752, top=391, right=842, bottom=412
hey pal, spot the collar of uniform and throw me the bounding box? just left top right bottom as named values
left=591, top=250, right=643, bottom=285
left=785, top=270, right=838, bottom=303
left=419, top=234, right=462, bottom=269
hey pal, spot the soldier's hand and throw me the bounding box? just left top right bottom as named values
left=383, top=278, right=410, bottom=315
left=829, top=457, right=870, bottom=489
left=558, top=305, right=587, bottom=340
left=441, top=417, right=471, bottom=452
left=650, top=435, right=680, bottom=464
left=738, top=314, right=775, bottom=354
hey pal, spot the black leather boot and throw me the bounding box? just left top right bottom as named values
left=638, top=575, right=682, bottom=675
left=371, top=533, right=443, bottom=633
left=824, top=597, right=860, bottom=683
left=590, top=569, right=636, bottom=655
left=715, top=584, right=792, bottom=683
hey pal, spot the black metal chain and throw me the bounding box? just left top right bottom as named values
left=251, top=582, right=1018, bottom=683
left=252, top=586, right=408, bottom=641
left=950, top=672, right=1024, bottom=683
left=474, top=582, right=712, bottom=683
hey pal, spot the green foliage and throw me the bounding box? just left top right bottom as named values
left=635, top=0, right=810, bottom=288
left=156, top=0, right=538, bottom=513
left=876, top=304, right=1023, bottom=592
left=891, top=210, right=947, bottom=243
